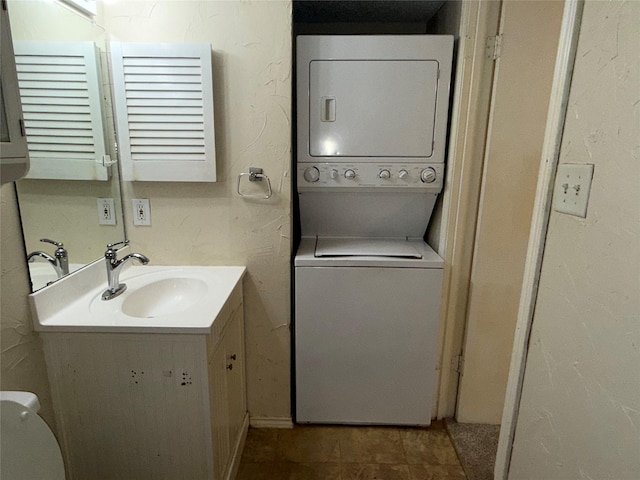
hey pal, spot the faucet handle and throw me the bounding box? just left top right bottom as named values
left=40, top=238, right=64, bottom=247
left=107, top=240, right=129, bottom=251
left=104, top=240, right=129, bottom=259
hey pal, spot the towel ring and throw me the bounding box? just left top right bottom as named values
left=237, top=167, right=272, bottom=199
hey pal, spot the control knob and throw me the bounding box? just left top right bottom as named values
left=398, top=169, right=409, bottom=179
left=344, top=169, right=356, bottom=180
left=303, top=166, right=320, bottom=183
left=420, top=167, right=437, bottom=183
left=378, top=169, right=391, bottom=179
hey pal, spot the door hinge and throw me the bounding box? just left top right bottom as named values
left=452, top=354, right=464, bottom=374
left=486, top=34, right=503, bottom=61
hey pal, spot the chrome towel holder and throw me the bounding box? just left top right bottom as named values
left=237, top=167, right=272, bottom=199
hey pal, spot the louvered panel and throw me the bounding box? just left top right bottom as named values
left=18, top=64, right=86, bottom=74
left=27, top=135, right=93, bottom=145
left=127, top=106, right=204, bottom=115
left=13, top=41, right=108, bottom=181
left=131, top=137, right=205, bottom=146
left=111, top=42, right=216, bottom=181
left=127, top=98, right=203, bottom=107
left=26, top=128, right=93, bottom=137
left=129, top=130, right=204, bottom=139
left=21, top=97, right=90, bottom=106
left=23, top=112, right=92, bottom=122
left=22, top=104, right=92, bottom=114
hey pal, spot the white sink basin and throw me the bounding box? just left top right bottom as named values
left=30, top=264, right=246, bottom=334
left=121, top=277, right=208, bottom=318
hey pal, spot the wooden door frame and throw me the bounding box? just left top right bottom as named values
left=434, top=0, right=502, bottom=419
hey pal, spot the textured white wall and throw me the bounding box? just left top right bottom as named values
left=509, top=1, right=640, bottom=478
left=102, top=1, right=292, bottom=420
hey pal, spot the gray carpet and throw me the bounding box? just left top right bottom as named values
left=445, top=419, right=500, bottom=480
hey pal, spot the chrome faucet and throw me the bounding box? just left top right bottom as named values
left=102, top=240, right=150, bottom=301
left=26, top=238, right=69, bottom=278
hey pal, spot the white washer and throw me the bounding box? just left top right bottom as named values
left=294, top=35, right=453, bottom=426
left=295, top=237, right=443, bottom=425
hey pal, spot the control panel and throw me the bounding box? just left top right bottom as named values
left=297, top=163, right=444, bottom=192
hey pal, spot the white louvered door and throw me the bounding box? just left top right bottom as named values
left=13, top=41, right=108, bottom=181
left=110, top=42, right=216, bottom=182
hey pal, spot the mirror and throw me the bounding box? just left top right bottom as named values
left=8, top=0, right=126, bottom=291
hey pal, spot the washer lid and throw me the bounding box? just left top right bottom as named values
left=315, top=237, right=422, bottom=258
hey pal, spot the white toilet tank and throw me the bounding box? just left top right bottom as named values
left=1, top=391, right=65, bottom=480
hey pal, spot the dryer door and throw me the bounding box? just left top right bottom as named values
left=308, top=60, right=439, bottom=159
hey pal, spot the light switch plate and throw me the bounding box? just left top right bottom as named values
left=553, top=163, right=594, bottom=218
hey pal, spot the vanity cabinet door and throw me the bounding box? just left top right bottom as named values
left=209, top=342, right=231, bottom=480
left=207, top=298, right=247, bottom=479
left=225, top=304, right=247, bottom=450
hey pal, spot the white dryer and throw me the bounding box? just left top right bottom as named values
left=294, top=35, right=453, bottom=426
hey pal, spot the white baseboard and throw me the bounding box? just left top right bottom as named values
left=249, top=416, right=294, bottom=429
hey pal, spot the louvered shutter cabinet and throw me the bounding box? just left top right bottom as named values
left=110, top=42, right=216, bottom=182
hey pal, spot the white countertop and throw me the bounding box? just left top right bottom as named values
left=29, top=261, right=246, bottom=334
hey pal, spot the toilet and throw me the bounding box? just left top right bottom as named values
left=1, top=391, right=65, bottom=480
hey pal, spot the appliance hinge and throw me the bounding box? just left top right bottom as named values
left=19, top=118, right=26, bottom=137
left=486, top=34, right=503, bottom=61
left=2, top=0, right=7, bottom=12
left=452, top=354, right=464, bottom=374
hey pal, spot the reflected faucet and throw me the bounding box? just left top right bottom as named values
left=102, top=240, right=150, bottom=301
left=26, top=238, right=69, bottom=278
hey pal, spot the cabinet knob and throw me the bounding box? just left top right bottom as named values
left=230, top=354, right=237, bottom=361
left=227, top=364, right=233, bottom=370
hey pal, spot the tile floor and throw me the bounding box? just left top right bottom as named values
left=237, top=422, right=467, bottom=480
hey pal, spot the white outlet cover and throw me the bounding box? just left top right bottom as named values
left=131, top=198, right=151, bottom=226
left=553, top=163, right=594, bottom=218
left=97, top=198, right=116, bottom=225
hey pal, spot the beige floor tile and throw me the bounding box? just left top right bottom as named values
left=288, top=462, right=342, bottom=480
left=237, top=462, right=341, bottom=480
left=277, top=426, right=341, bottom=463
left=339, top=427, right=406, bottom=464
left=408, top=464, right=466, bottom=480
left=240, top=428, right=279, bottom=463
left=400, top=429, right=461, bottom=465
left=342, top=463, right=411, bottom=480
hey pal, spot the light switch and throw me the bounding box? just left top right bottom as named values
left=552, top=163, right=594, bottom=218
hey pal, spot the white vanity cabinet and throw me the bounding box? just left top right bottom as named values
left=42, top=281, right=248, bottom=480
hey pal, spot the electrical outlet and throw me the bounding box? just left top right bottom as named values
left=97, top=198, right=116, bottom=225
left=132, top=199, right=151, bottom=226
left=553, top=163, right=594, bottom=218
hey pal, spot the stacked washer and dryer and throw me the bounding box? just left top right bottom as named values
left=294, top=35, right=454, bottom=426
